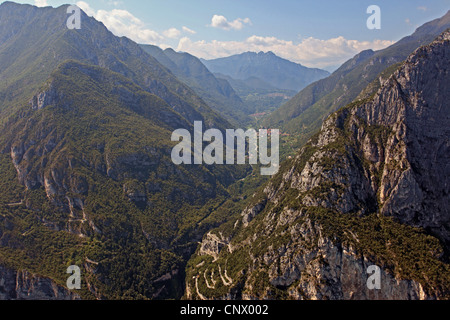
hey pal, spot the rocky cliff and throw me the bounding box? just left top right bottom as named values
left=185, top=30, right=450, bottom=300
left=0, top=265, right=78, bottom=300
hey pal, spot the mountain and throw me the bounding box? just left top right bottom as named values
left=140, top=45, right=251, bottom=126
left=263, top=10, right=450, bottom=149
left=201, top=51, right=330, bottom=92
left=0, top=2, right=250, bottom=299
left=0, top=2, right=226, bottom=130
left=185, top=29, right=450, bottom=300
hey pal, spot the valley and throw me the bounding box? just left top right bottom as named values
left=0, top=1, right=448, bottom=301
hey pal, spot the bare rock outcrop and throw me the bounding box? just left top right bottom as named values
left=0, top=264, right=79, bottom=300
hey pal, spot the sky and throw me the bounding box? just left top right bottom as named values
left=5, top=0, right=450, bottom=71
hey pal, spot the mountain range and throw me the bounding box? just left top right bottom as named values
left=141, top=47, right=320, bottom=123
left=0, top=1, right=449, bottom=301
left=140, top=45, right=251, bottom=126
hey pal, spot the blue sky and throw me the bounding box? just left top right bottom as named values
left=5, top=0, right=450, bottom=70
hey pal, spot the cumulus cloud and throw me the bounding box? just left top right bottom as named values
left=34, top=0, right=48, bottom=7
left=417, top=6, right=428, bottom=11
left=75, top=2, right=198, bottom=44
left=210, top=14, right=252, bottom=31
left=163, top=28, right=181, bottom=39
left=177, top=35, right=394, bottom=70
left=76, top=1, right=95, bottom=16
left=76, top=1, right=163, bottom=44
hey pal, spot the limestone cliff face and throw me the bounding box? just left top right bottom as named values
left=185, top=30, right=450, bottom=300
left=0, top=265, right=79, bottom=300
left=356, top=30, right=450, bottom=245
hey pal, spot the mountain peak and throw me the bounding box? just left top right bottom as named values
left=202, top=51, right=329, bottom=91
left=256, top=51, right=276, bottom=56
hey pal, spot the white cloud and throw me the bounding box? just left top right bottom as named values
left=210, top=14, right=252, bottom=31
left=417, top=6, right=428, bottom=11
left=163, top=28, right=181, bottom=39
left=76, top=1, right=163, bottom=44
left=177, top=35, right=394, bottom=70
left=34, top=0, right=48, bottom=7
left=182, top=26, right=196, bottom=35
left=75, top=2, right=196, bottom=44
left=163, top=27, right=197, bottom=39
left=76, top=1, right=95, bottom=16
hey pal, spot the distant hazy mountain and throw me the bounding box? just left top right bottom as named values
left=264, top=10, right=450, bottom=148
left=141, top=45, right=251, bottom=125
left=201, top=51, right=330, bottom=92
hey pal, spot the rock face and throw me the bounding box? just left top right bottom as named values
left=185, top=30, right=450, bottom=300
left=356, top=29, right=450, bottom=246
left=243, top=213, right=427, bottom=300
left=299, top=28, right=450, bottom=251
left=0, top=265, right=79, bottom=300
